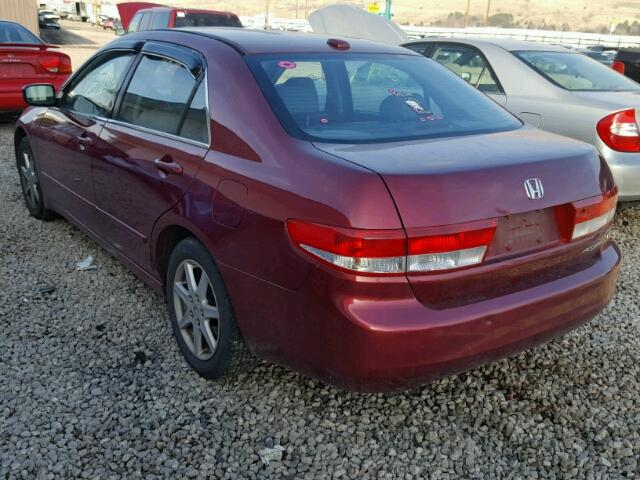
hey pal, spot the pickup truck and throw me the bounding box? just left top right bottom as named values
left=117, top=2, right=242, bottom=34
left=612, top=48, right=640, bottom=82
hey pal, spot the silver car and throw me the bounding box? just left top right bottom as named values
left=403, top=38, right=640, bottom=201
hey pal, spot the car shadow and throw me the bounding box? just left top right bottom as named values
left=41, top=27, right=96, bottom=45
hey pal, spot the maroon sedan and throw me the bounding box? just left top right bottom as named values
left=15, top=28, right=620, bottom=391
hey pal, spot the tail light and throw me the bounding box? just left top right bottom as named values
left=612, top=60, right=625, bottom=75
left=555, top=188, right=618, bottom=241
left=596, top=108, right=640, bottom=152
left=38, top=54, right=72, bottom=74
left=286, top=219, right=497, bottom=275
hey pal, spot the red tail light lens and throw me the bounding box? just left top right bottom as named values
left=555, top=188, right=618, bottom=241
left=612, top=60, right=625, bottom=75
left=38, top=54, right=72, bottom=74
left=287, top=219, right=497, bottom=275
left=596, top=108, right=640, bottom=152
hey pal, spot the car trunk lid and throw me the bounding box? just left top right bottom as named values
left=0, top=44, right=61, bottom=81
left=314, top=127, right=614, bottom=307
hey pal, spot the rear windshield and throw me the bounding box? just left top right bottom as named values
left=246, top=53, right=521, bottom=143
left=174, top=12, right=242, bottom=28
left=0, top=21, right=42, bottom=44
left=515, top=51, right=640, bottom=91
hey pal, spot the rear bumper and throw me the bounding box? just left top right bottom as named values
left=226, top=241, right=620, bottom=392
left=601, top=146, right=640, bottom=201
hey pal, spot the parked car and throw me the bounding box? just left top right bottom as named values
left=38, top=11, right=61, bottom=30
left=116, top=3, right=242, bottom=34
left=98, top=15, right=117, bottom=30
left=612, top=48, right=640, bottom=80
left=15, top=29, right=620, bottom=391
left=404, top=38, right=640, bottom=201
left=580, top=48, right=616, bottom=67
left=0, top=21, right=71, bottom=114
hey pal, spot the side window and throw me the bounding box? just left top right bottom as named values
left=151, top=11, right=170, bottom=29
left=179, top=82, right=208, bottom=143
left=128, top=13, right=143, bottom=32
left=431, top=45, right=503, bottom=94
left=59, top=53, right=133, bottom=117
left=405, top=43, right=432, bottom=56
left=138, top=12, right=152, bottom=31
left=117, top=55, right=198, bottom=136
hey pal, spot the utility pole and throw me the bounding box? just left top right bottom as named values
left=484, top=0, right=491, bottom=26
left=295, top=0, right=299, bottom=19
left=264, top=0, right=269, bottom=30
left=304, top=0, right=308, bottom=19
left=464, top=0, right=472, bottom=28
left=384, top=0, right=392, bottom=20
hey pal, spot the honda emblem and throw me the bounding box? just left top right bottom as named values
left=524, top=178, right=544, bottom=200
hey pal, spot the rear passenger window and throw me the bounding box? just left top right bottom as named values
left=128, top=13, right=143, bottom=32
left=138, top=12, right=152, bottom=31
left=179, top=82, right=209, bottom=143
left=151, top=11, right=170, bottom=29
left=431, top=45, right=503, bottom=94
left=117, top=55, right=198, bottom=136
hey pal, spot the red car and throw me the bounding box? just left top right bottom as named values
left=0, top=21, right=71, bottom=114
left=116, top=2, right=242, bottom=34
left=15, top=28, right=620, bottom=392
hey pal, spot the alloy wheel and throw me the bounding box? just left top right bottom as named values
left=19, top=151, right=40, bottom=210
left=173, top=259, right=220, bottom=360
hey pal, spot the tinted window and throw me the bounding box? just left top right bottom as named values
left=138, top=13, right=152, bottom=31
left=174, top=12, right=242, bottom=28
left=151, top=11, right=170, bottom=29
left=248, top=53, right=520, bottom=144
left=431, top=45, right=502, bottom=93
left=179, top=82, right=209, bottom=143
left=60, top=53, right=133, bottom=117
left=128, top=13, right=143, bottom=32
left=515, top=51, right=640, bottom=91
left=117, top=55, right=198, bottom=135
left=0, top=21, right=42, bottom=44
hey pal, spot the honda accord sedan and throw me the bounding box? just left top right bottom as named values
left=15, top=28, right=620, bottom=391
left=404, top=38, right=640, bottom=201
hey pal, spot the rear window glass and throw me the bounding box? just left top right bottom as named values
left=174, top=12, right=242, bottom=28
left=128, top=13, right=143, bottom=33
left=515, top=51, right=640, bottom=92
left=247, top=53, right=521, bottom=144
left=0, top=21, right=42, bottom=44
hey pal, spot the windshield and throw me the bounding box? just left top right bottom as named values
left=0, top=21, right=42, bottom=44
left=174, top=12, right=242, bottom=28
left=515, top=51, right=640, bottom=91
left=247, top=53, right=521, bottom=143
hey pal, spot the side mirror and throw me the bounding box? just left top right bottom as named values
left=115, top=27, right=126, bottom=36
left=23, top=84, right=56, bottom=107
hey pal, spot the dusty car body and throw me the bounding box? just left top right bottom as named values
left=404, top=38, right=640, bottom=201
left=15, top=29, right=619, bottom=391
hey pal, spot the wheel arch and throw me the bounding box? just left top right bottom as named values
left=14, top=127, right=27, bottom=158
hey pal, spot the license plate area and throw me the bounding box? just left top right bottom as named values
left=486, top=209, right=561, bottom=259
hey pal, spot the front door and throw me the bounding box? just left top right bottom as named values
left=36, top=51, right=135, bottom=227
left=92, top=44, right=210, bottom=271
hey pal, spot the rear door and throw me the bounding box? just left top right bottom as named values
left=429, top=43, right=507, bottom=106
left=93, top=41, right=209, bottom=271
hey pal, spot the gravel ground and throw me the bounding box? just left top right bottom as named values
left=1, top=122, right=639, bottom=479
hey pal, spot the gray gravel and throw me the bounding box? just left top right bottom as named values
left=1, top=122, right=639, bottom=479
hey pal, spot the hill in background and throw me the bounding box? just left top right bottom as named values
left=119, top=0, right=640, bottom=33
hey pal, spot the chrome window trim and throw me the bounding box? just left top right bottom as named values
left=106, top=118, right=210, bottom=149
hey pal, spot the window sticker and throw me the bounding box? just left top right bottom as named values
left=277, top=61, right=297, bottom=70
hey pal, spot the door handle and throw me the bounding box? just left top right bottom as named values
left=154, top=157, right=183, bottom=175
left=76, top=133, right=93, bottom=151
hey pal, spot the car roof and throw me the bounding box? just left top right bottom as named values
left=138, top=6, right=238, bottom=16
left=406, top=37, right=575, bottom=53
left=179, top=27, right=418, bottom=55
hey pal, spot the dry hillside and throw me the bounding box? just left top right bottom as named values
left=116, top=0, right=640, bottom=32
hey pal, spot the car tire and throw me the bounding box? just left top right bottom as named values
left=166, top=237, right=255, bottom=379
left=16, top=137, right=55, bottom=220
